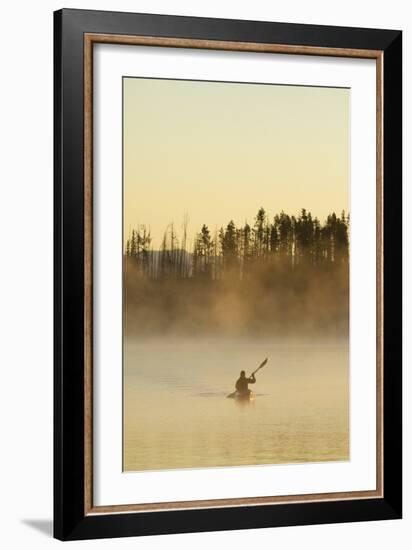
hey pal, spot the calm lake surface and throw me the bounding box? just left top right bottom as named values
left=123, top=337, right=349, bottom=471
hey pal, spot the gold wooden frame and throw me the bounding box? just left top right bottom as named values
left=84, top=33, right=384, bottom=515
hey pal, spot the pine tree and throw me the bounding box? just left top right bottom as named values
left=253, top=207, right=266, bottom=259
left=220, top=220, right=238, bottom=274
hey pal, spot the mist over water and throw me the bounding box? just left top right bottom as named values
left=124, top=336, right=349, bottom=471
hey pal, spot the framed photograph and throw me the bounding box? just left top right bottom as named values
left=54, top=9, right=402, bottom=541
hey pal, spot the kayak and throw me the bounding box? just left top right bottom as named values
left=226, top=390, right=254, bottom=401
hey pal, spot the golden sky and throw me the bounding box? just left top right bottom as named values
left=124, top=77, right=349, bottom=248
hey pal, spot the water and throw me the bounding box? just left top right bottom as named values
left=123, top=337, right=349, bottom=471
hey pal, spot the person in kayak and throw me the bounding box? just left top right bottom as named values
left=235, top=370, right=256, bottom=396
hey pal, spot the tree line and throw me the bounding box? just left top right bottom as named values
left=125, top=208, right=349, bottom=281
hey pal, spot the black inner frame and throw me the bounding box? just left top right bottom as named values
left=54, top=8, right=402, bottom=541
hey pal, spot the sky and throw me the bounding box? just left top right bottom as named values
left=123, top=77, right=349, bottom=248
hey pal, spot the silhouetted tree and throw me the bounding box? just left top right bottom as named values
left=126, top=208, right=349, bottom=281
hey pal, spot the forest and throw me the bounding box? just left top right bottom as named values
left=124, top=208, right=349, bottom=337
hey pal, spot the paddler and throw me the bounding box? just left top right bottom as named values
left=235, top=370, right=256, bottom=397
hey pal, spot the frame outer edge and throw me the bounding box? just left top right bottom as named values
left=382, top=31, right=402, bottom=517
left=54, top=9, right=402, bottom=540
left=53, top=8, right=64, bottom=541
left=54, top=8, right=89, bottom=540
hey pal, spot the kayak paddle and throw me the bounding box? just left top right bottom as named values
left=251, top=357, right=268, bottom=376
